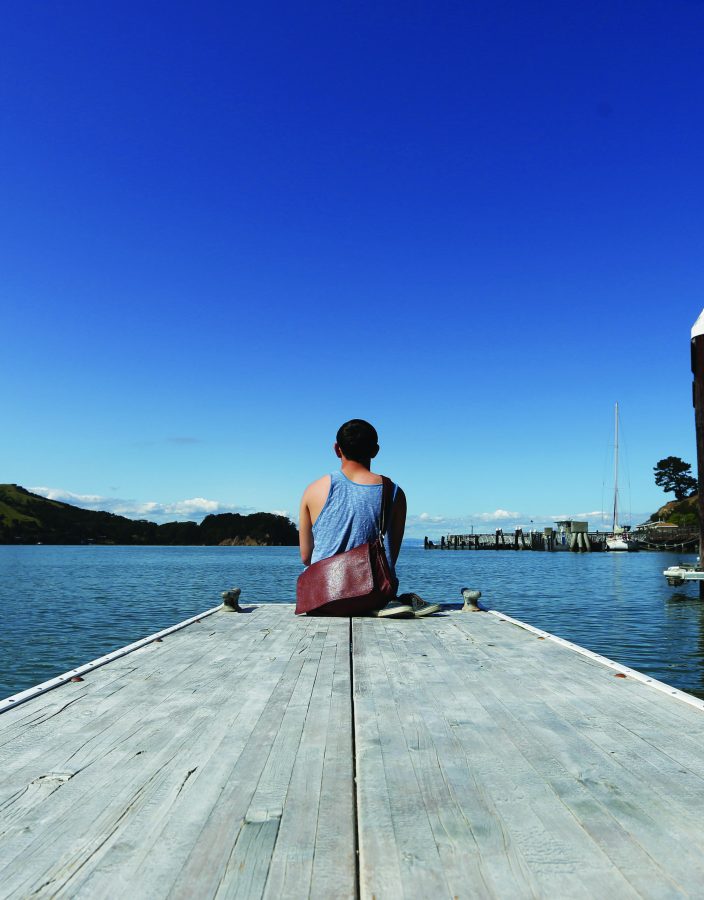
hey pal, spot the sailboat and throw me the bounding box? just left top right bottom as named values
left=606, top=402, right=639, bottom=552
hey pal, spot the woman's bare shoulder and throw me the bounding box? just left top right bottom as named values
left=303, top=474, right=332, bottom=502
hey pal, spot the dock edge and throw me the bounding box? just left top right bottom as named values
left=487, top=608, right=704, bottom=713
left=0, top=603, right=224, bottom=715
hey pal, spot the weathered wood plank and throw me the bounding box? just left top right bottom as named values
left=488, top=681, right=704, bottom=885
left=209, top=627, right=328, bottom=899
left=68, top=611, right=307, bottom=899
left=0, top=606, right=282, bottom=817
left=4, top=603, right=704, bottom=899
left=92, top=613, right=312, bottom=899
left=307, top=629, right=356, bottom=900
left=362, top=618, right=540, bottom=900
left=0, top=605, right=279, bottom=771
left=471, top=699, right=677, bottom=891
left=263, top=623, right=355, bottom=900
left=446, top=613, right=704, bottom=823
left=0, top=607, right=294, bottom=895
left=354, top=619, right=454, bottom=899
left=0, top=607, right=356, bottom=900
left=164, top=619, right=338, bottom=899
left=355, top=611, right=704, bottom=898
left=358, top=618, right=638, bottom=899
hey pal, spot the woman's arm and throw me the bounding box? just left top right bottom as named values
left=298, top=475, right=331, bottom=565
left=299, top=490, right=314, bottom=566
left=387, top=487, right=407, bottom=565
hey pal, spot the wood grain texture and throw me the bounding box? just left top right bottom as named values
left=354, top=611, right=704, bottom=899
left=0, top=606, right=354, bottom=899
left=3, top=603, right=704, bottom=898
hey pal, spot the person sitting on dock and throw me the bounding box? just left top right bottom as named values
left=299, top=419, right=439, bottom=617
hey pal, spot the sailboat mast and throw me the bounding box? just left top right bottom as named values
left=612, top=402, right=619, bottom=531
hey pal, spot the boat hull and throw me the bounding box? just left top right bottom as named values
left=606, top=538, right=638, bottom=552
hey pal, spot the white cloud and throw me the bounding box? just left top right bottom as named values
left=163, top=498, right=221, bottom=516
left=270, top=509, right=289, bottom=518
left=31, top=487, right=106, bottom=507
left=405, top=514, right=446, bottom=531
left=116, top=501, right=160, bottom=516
left=29, top=486, right=254, bottom=523
left=474, top=509, right=520, bottom=521
left=406, top=507, right=625, bottom=537
left=550, top=511, right=605, bottom=521
left=404, top=509, right=526, bottom=537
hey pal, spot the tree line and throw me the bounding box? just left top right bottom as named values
left=0, top=485, right=298, bottom=545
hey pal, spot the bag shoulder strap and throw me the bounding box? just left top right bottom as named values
left=379, top=476, right=395, bottom=537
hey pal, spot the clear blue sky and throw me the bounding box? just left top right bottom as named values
left=2, top=1, right=703, bottom=536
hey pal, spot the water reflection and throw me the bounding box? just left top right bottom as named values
left=666, top=592, right=699, bottom=604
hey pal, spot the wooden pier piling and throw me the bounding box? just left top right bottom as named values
left=692, top=309, right=704, bottom=599
left=429, top=530, right=608, bottom=551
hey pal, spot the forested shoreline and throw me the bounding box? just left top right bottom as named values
left=0, top=485, right=298, bottom=546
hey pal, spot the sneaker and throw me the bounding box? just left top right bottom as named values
left=373, top=600, right=414, bottom=618
left=398, top=593, right=441, bottom=617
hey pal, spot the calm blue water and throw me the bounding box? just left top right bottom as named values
left=2, top=545, right=703, bottom=700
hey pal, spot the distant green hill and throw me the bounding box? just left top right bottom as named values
left=650, top=494, right=698, bottom=527
left=0, top=485, right=298, bottom=546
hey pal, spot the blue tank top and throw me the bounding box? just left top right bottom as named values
left=311, top=471, right=398, bottom=571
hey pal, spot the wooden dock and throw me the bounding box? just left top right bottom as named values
left=432, top=527, right=699, bottom=553
left=2, top=602, right=704, bottom=898
left=429, top=532, right=609, bottom=551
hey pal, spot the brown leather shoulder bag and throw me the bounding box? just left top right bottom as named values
left=295, top=476, right=397, bottom=616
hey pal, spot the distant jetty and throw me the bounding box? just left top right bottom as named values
left=426, top=520, right=698, bottom=552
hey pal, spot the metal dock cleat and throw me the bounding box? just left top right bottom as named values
left=221, top=587, right=242, bottom=611
left=460, top=587, right=482, bottom=611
